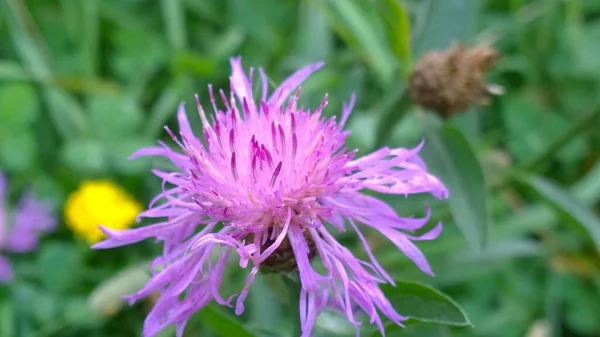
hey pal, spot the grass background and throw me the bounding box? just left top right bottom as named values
left=2, top=0, right=600, bottom=336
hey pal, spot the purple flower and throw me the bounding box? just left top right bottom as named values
left=0, top=172, right=56, bottom=282
left=93, top=57, right=448, bottom=337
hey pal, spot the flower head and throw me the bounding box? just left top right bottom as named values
left=94, top=57, right=448, bottom=337
left=0, top=172, right=56, bottom=282
left=65, top=180, right=142, bottom=244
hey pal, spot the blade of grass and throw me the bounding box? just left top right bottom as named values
left=81, top=0, right=100, bottom=96
left=0, top=61, right=119, bottom=94
left=4, top=0, right=89, bottom=140
left=4, top=0, right=50, bottom=81
left=379, top=0, right=412, bottom=75
left=60, top=0, right=80, bottom=43
left=313, top=0, right=397, bottom=84
left=145, top=76, right=191, bottom=138
left=0, top=60, right=31, bottom=81
left=517, top=174, right=600, bottom=252
left=161, top=0, right=188, bottom=50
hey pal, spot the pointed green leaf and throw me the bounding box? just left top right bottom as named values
left=145, top=76, right=191, bottom=138
left=61, top=139, right=108, bottom=175
left=88, top=263, right=150, bottom=317
left=197, top=305, right=256, bottom=337
left=105, top=137, right=154, bottom=175
left=37, top=242, right=81, bottom=294
left=161, top=0, right=188, bottom=50
left=0, top=83, right=39, bottom=132
left=314, top=0, right=397, bottom=84
left=89, top=94, right=143, bottom=140
left=385, top=323, right=449, bottom=337
left=379, top=0, right=412, bottom=71
left=0, top=131, right=37, bottom=173
left=413, top=0, right=482, bottom=56
left=375, top=281, right=471, bottom=336
left=383, top=281, right=471, bottom=326
left=420, top=112, right=490, bottom=251
left=4, top=1, right=89, bottom=140
left=517, top=174, right=600, bottom=251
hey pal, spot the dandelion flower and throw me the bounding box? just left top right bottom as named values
left=0, top=172, right=56, bottom=282
left=65, top=180, right=142, bottom=243
left=93, top=57, right=449, bottom=337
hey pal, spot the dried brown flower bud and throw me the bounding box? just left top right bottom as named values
left=409, top=43, right=502, bottom=116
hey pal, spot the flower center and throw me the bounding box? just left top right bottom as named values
left=257, top=229, right=317, bottom=274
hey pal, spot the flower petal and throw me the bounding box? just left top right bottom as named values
left=268, top=62, right=324, bottom=107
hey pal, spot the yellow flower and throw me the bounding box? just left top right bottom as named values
left=65, top=180, right=143, bottom=244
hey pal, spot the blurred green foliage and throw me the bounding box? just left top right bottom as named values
left=1, top=0, right=600, bottom=336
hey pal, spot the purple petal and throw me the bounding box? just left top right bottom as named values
left=377, top=227, right=435, bottom=276
left=0, top=172, right=6, bottom=246
left=289, top=227, right=320, bottom=292
left=6, top=191, right=56, bottom=253
left=268, top=62, right=324, bottom=107
left=229, top=57, right=254, bottom=108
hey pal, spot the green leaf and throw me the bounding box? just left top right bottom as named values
left=517, top=175, right=600, bottom=251
left=295, top=1, right=333, bottom=63
left=170, top=51, right=216, bottom=76
left=88, top=263, right=150, bottom=317
left=419, top=112, right=490, bottom=251
left=379, top=0, right=412, bottom=72
left=563, top=275, right=600, bottom=334
left=89, top=94, right=143, bottom=140
left=27, top=287, right=59, bottom=325
left=3, top=0, right=51, bottom=80
left=0, top=83, right=39, bottom=133
left=12, top=284, right=34, bottom=337
left=145, top=76, right=191, bottom=138
left=108, top=25, right=168, bottom=85
left=0, top=301, right=14, bottom=337
left=0, top=60, right=31, bottom=81
left=0, top=131, right=37, bottom=173
left=381, top=281, right=472, bottom=328
left=105, top=137, right=154, bottom=175
left=31, top=174, right=67, bottom=206
left=385, top=323, right=449, bottom=337
left=81, top=0, right=100, bottom=81
left=503, top=94, right=587, bottom=164
left=43, top=88, right=89, bottom=140
left=246, top=274, right=290, bottom=337
left=346, top=112, right=378, bottom=154
left=489, top=158, right=600, bottom=241
left=208, top=27, right=246, bottom=61
left=161, top=0, right=188, bottom=50
left=413, top=0, right=481, bottom=56
left=567, top=22, right=600, bottom=78
left=64, top=297, right=104, bottom=328
left=4, top=1, right=89, bottom=140
left=37, top=242, right=81, bottom=294
left=315, top=0, right=397, bottom=84
left=227, top=0, right=292, bottom=52
left=197, top=305, right=256, bottom=337
left=61, top=139, right=108, bottom=175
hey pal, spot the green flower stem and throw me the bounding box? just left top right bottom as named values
left=282, top=273, right=302, bottom=337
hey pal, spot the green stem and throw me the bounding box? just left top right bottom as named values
left=281, top=273, right=302, bottom=337
left=374, top=88, right=411, bottom=149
